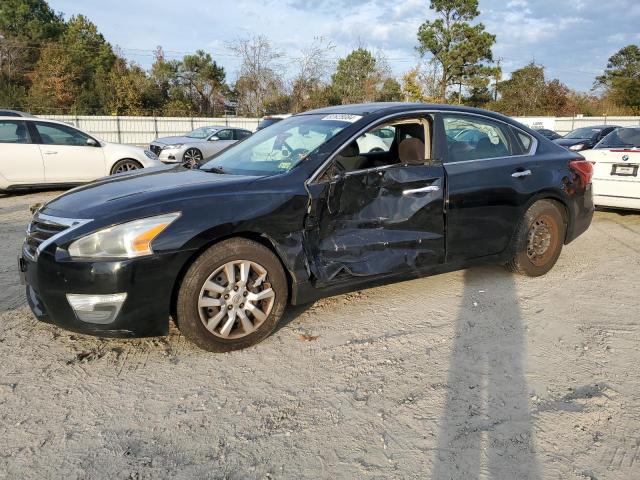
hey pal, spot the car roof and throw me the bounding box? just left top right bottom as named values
left=300, top=102, right=522, bottom=126
left=0, top=109, right=35, bottom=117
left=572, top=125, right=620, bottom=130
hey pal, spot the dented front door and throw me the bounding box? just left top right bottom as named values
left=304, top=164, right=445, bottom=285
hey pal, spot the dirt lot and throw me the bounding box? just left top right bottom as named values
left=0, top=190, right=639, bottom=480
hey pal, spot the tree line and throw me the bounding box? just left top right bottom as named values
left=1, top=0, right=639, bottom=118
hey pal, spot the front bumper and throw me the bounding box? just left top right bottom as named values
left=155, top=147, right=186, bottom=164
left=20, top=247, right=194, bottom=338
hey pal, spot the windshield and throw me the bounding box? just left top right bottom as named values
left=201, top=114, right=357, bottom=175
left=595, top=127, right=640, bottom=149
left=186, top=127, right=218, bottom=139
left=564, top=127, right=602, bottom=140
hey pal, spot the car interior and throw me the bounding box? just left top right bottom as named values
left=0, top=121, right=29, bottom=143
left=334, top=117, right=432, bottom=173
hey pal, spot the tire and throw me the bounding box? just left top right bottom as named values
left=182, top=148, right=203, bottom=168
left=176, top=238, right=288, bottom=352
left=505, top=200, right=566, bottom=277
left=110, top=159, right=142, bottom=175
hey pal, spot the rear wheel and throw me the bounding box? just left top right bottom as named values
left=176, top=238, right=287, bottom=352
left=110, top=159, right=142, bottom=175
left=505, top=200, right=566, bottom=277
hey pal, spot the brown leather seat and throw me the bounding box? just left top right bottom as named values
left=399, top=138, right=425, bottom=165
left=335, top=141, right=367, bottom=172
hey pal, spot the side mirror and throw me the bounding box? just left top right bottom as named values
left=209, top=136, right=219, bottom=142
left=86, top=138, right=99, bottom=147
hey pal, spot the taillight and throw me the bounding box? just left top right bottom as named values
left=569, top=159, right=593, bottom=185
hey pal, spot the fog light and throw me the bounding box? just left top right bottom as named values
left=66, top=293, right=127, bottom=324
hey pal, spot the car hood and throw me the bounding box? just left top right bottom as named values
left=152, top=136, right=202, bottom=145
left=41, top=165, right=260, bottom=219
left=554, top=138, right=591, bottom=147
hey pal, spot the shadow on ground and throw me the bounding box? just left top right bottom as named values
left=432, top=266, right=540, bottom=479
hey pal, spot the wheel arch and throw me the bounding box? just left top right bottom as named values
left=169, top=231, right=295, bottom=322
left=523, top=191, right=570, bottom=239
left=110, top=158, right=143, bottom=175
left=504, top=191, right=570, bottom=258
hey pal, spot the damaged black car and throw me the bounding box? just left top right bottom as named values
left=19, top=103, right=594, bottom=352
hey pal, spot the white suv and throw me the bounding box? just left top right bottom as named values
left=0, top=117, right=163, bottom=192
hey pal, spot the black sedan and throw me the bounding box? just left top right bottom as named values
left=535, top=128, right=562, bottom=140
left=554, top=125, right=620, bottom=151
left=19, top=103, right=594, bottom=352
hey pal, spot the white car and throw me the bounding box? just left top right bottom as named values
left=581, top=127, right=640, bottom=210
left=150, top=126, right=253, bottom=167
left=0, top=116, right=162, bottom=192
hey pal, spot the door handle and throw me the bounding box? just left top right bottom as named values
left=43, top=151, right=58, bottom=155
left=403, top=185, right=440, bottom=195
left=511, top=169, right=532, bottom=178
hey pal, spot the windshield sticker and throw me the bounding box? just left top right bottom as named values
left=278, top=161, right=293, bottom=170
left=322, top=114, right=362, bottom=123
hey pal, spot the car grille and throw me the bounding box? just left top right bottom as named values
left=23, top=214, right=91, bottom=259
left=24, top=217, right=70, bottom=258
left=150, top=144, right=162, bottom=156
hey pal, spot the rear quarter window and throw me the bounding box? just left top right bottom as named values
left=0, top=120, right=29, bottom=143
left=513, top=129, right=534, bottom=154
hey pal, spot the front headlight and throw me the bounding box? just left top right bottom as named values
left=569, top=144, right=585, bottom=151
left=163, top=144, right=183, bottom=150
left=68, top=213, right=181, bottom=259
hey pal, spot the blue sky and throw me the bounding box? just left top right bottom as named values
left=48, top=0, right=640, bottom=92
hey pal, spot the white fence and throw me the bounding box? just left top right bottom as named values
left=40, top=115, right=261, bottom=145
left=38, top=114, right=640, bottom=145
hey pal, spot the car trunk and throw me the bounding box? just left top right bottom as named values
left=589, top=149, right=640, bottom=198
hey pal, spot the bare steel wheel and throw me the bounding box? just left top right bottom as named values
left=111, top=159, right=142, bottom=175
left=505, top=200, right=566, bottom=277
left=198, top=260, right=275, bottom=339
left=176, top=238, right=287, bottom=352
left=182, top=148, right=203, bottom=168
left=526, top=214, right=558, bottom=267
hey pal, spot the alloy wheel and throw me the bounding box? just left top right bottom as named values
left=114, top=161, right=140, bottom=173
left=197, top=260, right=276, bottom=339
left=183, top=149, right=202, bottom=168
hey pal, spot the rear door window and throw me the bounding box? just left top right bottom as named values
left=0, top=120, right=29, bottom=143
left=443, top=114, right=513, bottom=162
left=235, top=130, right=252, bottom=140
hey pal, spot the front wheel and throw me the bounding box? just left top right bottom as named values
left=505, top=200, right=566, bottom=277
left=110, top=159, right=142, bottom=175
left=175, top=238, right=288, bottom=352
left=182, top=148, right=203, bottom=168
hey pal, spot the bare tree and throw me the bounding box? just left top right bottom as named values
left=229, top=35, right=286, bottom=116
left=290, top=37, right=336, bottom=112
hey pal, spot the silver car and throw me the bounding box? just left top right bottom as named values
left=150, top=126, right=253, bottom=167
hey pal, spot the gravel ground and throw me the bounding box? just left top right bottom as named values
left=1, top=190, right=639, bottom=480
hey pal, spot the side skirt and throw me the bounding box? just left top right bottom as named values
left=290, top=252, right=512, bottom=305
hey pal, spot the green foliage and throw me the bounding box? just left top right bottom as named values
left=492, top=62, right=583, bottom=116
left=417, top=0, right=496, bottom=101
left=331, top=48, right=378, bottom=104
left=0, top=0, right=64, bottom=42
left=377, top=78, right=403, bottom=102
left=596, top=44, right=640, bottom=110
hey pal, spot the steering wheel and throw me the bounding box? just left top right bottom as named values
left=290, top=148, right=310, bottom=160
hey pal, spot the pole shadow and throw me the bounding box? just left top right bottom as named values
left=431, top=266, right=540, bottom=479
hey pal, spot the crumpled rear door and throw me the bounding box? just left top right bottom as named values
left=304, top=163, right=445, bottom=285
